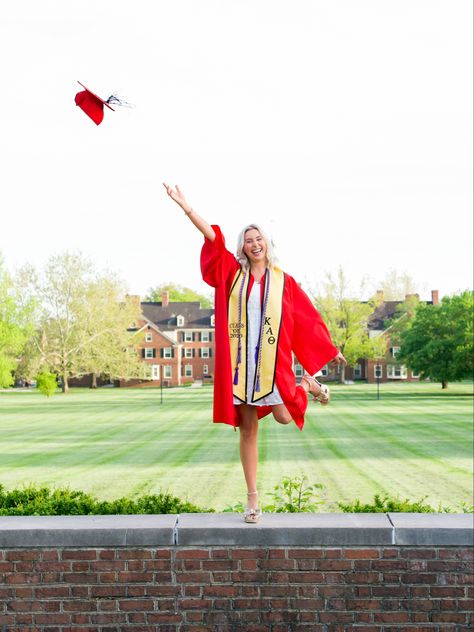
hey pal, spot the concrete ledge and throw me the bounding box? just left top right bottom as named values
left=389, top=512, right=474, bottom=546
left=0, top=515, right=177, bottom=547
left=177, top=513, right=393, bottom=546
left=0, top=513, right=472, bottom=548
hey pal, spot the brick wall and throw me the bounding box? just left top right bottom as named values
left=0, top=514, right=472, bottom=631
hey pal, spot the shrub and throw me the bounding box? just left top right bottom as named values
left=36, top=372, right=58, bottom=397
left=0, top=484, right=210, bottom=516
left=338, top=493, right=452, bottom=513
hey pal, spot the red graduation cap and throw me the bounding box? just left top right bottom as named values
left=75, top=81, right=115, bottom=125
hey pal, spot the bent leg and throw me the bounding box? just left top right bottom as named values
left=237, top=404, right=259, bottom=510
left=272, top=403, right=293, bottom=425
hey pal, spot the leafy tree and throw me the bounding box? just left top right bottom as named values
left=0, top=255, right=34, bottom=387
left=36, top=372, right=58, bottom=397
left=313, top=268, right=387, bottom=383
left=21, top=253, right=143, bottom=392
left=377, top=269, right=420, bottom=300
left=399, top=291, right=473, bottom=389
left=146, top=282, right=213, bottom=307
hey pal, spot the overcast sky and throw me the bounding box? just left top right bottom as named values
left=1, top=0, right=472, bottom=301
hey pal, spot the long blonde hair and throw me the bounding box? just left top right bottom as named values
left=236, top=224, right=277, bottom=270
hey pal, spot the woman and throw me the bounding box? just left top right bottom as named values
left=164, top=184, right=346, bottom=523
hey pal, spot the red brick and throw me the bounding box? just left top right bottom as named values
left=345, top=572, right=380, bottom=583
left=116, top=549, right=153, bottom=559
left=146, top=612, right=183, bottom=624
left=268, top=549, right=287, bottom=558
left=175, top=549, right=210, bottom=560
left=288, top=548, right=324, bottom=559
left=431, top=586, right=465, bottom=597
left=98, top=549, right=115, bottom=560
left=345, top=549, right=380, bottom=559
left=71, top=585, right=89, bottom=598
left=154, top=549, right=171, bottom=559
left=116, top=571, right=154, bottom=583
left=373, top=612, right=410, bottom=623
left=292, top=598, right=324, bottom=609
left=145, top=559, right=171, bottom=571
left=438, top=548, right=473, bottom=560
left=202, top=584, right=236, bottom=597
left=6, top=573, right=42, bottom=584
left=5, top=550, right=40, bottom=561
left=346, top=599, right=381, bottom=610
left=403, top=548, right=437, bottom=559
left=179, top=598, right=212, bottom=609
left=382, top=548, right=399, bottom=558
left=61, top=550, right=97, bottom=560
left=62, top=573, right=98, bottom=584
left=118, top=599, right=153, bottom=611
left=261, top=558, right=296, bottom=570
left=90, top=584, right=127, bottom=598
left=404, top=573, right=437, bottom=584
left=230, top=548, right=265, bottom=559
left=432, top=612, right=468, bottom=623
left=62, top=600, right=98, bottom=612
left=34, top=585, right=70, bottom=599
left=320, top=611, right=354, bottom=623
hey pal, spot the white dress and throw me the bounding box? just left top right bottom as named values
left=233, top=280, right=283, bottom=407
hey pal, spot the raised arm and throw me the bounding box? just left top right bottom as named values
left=163, top=183, right=215, bottom=242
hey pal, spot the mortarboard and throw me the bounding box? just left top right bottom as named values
left=75, top=81, right=115, bottom=125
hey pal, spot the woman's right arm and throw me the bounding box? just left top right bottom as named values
left=163, top=183, right=215, bottom=242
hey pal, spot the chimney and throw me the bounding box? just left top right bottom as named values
left=162, top=291, right=169, bottom=307
left=376, top=290, right=384, bottom=302
left=431, top=290, right=439, bottom=305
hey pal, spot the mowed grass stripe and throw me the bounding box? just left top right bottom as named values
left=1, top=383, right=472, bottom=510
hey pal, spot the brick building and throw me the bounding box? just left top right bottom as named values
left=299, top=289, right=440, bottom=384
left=124, top=292, right=215, bottom=387
left=126, top=289, right=439, bottom=387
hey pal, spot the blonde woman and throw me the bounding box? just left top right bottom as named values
left=164, top=184, right=346, bottom=522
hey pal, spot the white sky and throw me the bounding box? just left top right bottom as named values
left=1, top=0, right=472, bottom=301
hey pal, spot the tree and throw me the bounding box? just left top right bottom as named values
left=0, top=255, right=34, bottom=387
left=21, top=253, right=143, bottom=392
left=146, top=282, right=213, bottom=307
left=399, top=291, right=474, bottom=389
left=377, top=269, right=420, bottom=301
left=313, top=268, right=387, bottom=383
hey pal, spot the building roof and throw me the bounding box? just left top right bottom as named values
left=141, top=301, right=214, bottom=331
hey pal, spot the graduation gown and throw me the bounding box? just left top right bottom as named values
left=201, top=225, right=339, bottom=430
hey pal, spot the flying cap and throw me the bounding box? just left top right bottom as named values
left=75, top=81, right=115, bottom=125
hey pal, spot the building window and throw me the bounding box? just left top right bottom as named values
left=387, top=364, right=407, bottom=379
left=321, top=365, right=329, bottom=377
left=151, top=365, right=160, bottom=379
left=201, top=348, right=210, bottom=358
left=390, top=346, right=401, bottom=358
left=294, top=363, right=304, bottom=378
left=210, top=314, right=215, bottom=327
left=353, top=363, right=362, bottom=378
left=201, top=331, right=210, bottom=342
left=374, top=365, right=383, bottom=379
left=163, top=348, right=172, bottom=358
left=145, top=348, right=155, bottom=359
left=184, top=365, right=193, bottom=377
left=184, top=348, right=193, bottom=358
left=145, top=332, right=153, bottom=342
left=411, top=370, right=420, bottom=378
left=164, top=365, right=172, bottom=379
left=177, top=315, right=184, bottom=327
left=203, top=364, right=209, bottom=375
left=184, top=331, right=193, bottom=342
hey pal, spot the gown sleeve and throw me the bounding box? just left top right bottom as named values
left=200, top=225, right=239, bottom=288
left=290, top=277, right=339, bottom=375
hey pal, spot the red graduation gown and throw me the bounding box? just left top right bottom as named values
left=201, top=225, right=339, bottom=430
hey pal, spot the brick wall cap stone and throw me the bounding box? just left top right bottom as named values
left=388, top=513, right=474, bottom=546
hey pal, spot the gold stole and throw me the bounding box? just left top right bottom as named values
left=228, top=267, right=285, bottom=403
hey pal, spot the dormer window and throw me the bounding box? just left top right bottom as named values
left=177, top=315, right=184, bottom=327
left=210, top=314, right=215, bottom=327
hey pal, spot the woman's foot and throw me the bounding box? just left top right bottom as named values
left=301, top=375, right=330, bottom=405
left=244, top=491, right=262, bottom=524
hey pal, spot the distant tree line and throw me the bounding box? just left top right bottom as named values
left=1, top=255, right=472, bottom=392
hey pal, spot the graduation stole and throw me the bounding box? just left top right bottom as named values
left=228, top=267, right=285, bottom=403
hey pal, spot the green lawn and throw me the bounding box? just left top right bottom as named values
left=0, top=382, right=472, bottom=511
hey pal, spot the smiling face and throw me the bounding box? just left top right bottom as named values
left=242, top=228, right=267, bottom=265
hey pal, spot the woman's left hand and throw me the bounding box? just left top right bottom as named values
left=332, top=351, right=347, bottom=366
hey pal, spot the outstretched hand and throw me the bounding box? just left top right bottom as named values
left=332, top=351, right=347, bottom=366
left=163, top=183, right=190, bottom=212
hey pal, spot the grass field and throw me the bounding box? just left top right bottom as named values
left=0, top=382, right=472, bottom=511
